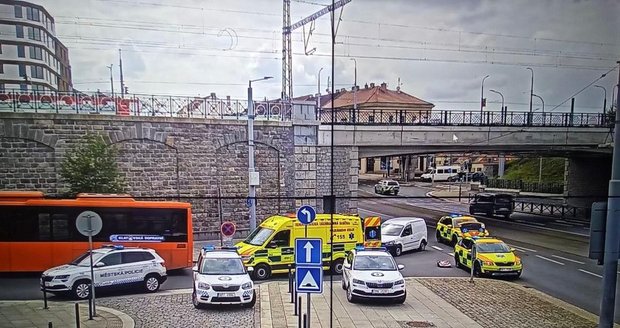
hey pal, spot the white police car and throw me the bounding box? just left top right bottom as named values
left=192, top=246, right=256, bottom=309
left=41, top=245, right=167, bottom=299
left=341, top=246, right=406, bottom=303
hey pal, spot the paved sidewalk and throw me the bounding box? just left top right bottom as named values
left=260, top=277, right=606, bottom=328
left=0, top=300, right=133, bottom=328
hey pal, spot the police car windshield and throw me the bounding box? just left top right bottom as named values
left=70, top=251, right=105, bottom=266
left=201, top=258, right=246, bottom=275
left=244, top=227, right=274, bottom=246
left=477, top=242, right=511, bottom=253
left=382, top=224, right=403, bottom=236
left=354, top=255, right=396, bottom=271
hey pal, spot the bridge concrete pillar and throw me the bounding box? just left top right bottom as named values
left=564, top=156, right=612, bottom=208
left=498, top=155, right=506, bottom=177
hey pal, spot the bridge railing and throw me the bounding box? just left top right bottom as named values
left=513, top=200, right=590, bottom=221
left=485, top=178, right=565, bottom=194
left=0, top=90, right=292, bottom=121
left=320, top=108, right=611, bottom=127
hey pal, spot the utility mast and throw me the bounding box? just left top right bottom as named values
left=281, top=0, right=351, bottom=101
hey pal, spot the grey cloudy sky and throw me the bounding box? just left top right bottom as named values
left=43, top=0, right=619, bottom=112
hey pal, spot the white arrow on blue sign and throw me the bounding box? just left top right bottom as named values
left=295, top=238, right=322, bottom=266
left=296, top=266, right=323, bottom=294
left=296, top=205, right=316, bottom=225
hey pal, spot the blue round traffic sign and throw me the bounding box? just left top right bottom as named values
left=296, top=205, right=317, bottom=225
left=368, top=229, right=377, bottom=239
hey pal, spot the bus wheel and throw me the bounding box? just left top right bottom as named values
left=144, top=274, right=161, bottom=293
left=331, top=258, right=344, bottom=275
left=72, top=280, right=91, bottom=300
left=253, top=264, right=271, bottom=280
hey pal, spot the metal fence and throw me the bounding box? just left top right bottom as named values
left=513, top=200, right=590, bottom=220
left=0, top=90, right=292, bottom=121
left=485, top=178, right=564, bottom=194
left=320, top=108, right=611, bottom=127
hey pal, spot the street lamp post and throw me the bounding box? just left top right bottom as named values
left=248, top=76, right=273, bottom=232
left=480, top=75, right=490, bottom=122
left=317, top=67, right=324, bottom=120
left=107, top=64, right=114, bottom=97
left=489, top=89, right=504, bottom=124
left=595, top=85, right=607, bottom=116
left=612, top=85, right=618, bottom=113
left=350, top=58, right=357, bottom=122
left=527, top=67, right=534, bottom=125
left=532, top=93, right=545, bottom=126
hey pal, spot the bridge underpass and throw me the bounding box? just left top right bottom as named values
left=318, top=124, right=613, bottom=211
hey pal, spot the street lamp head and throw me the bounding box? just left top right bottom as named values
left=263, top=76, right=273, bottom=80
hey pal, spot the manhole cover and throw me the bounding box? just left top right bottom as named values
left=400, top=321, right=436, bottom=327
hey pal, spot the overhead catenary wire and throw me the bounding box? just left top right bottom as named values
left=548, top=64, right=619, bottom=112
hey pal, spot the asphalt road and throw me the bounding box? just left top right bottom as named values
left=356, top=183, right=620, bottom=323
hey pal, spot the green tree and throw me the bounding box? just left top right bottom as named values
left=60, top=134, right=125, bottom=196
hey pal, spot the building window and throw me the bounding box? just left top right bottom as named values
left=16, top=25, right=24, bottom=38
left=0, top=84, right=5, bottom=93
left=27, top=27, right=41, bottom=41
left=31, top=66, right=44, bottom=79
left=33, top=84, right=44, bottom=92
left=20, top=84, right=28, bottom=92
left=18, top=64, right=26, bottom=77
left=14, top=5, right=22, bottom=18
left=29, top=46, right=42, bottom=60
left=17, top=45, right=25, bottom=58
left=26, top=7, right=40, bottom=22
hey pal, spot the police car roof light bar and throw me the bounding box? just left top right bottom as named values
left=101, top=244, right=124, bottom=250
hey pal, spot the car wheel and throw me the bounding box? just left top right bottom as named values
left=393, top=191, right=399, bottom=196
left=144, top=274, right=161, bottom=293
left=394, top=245, right=402, bottom=257
left=192, top=290, right=207, bottom=309
left=418, top=240, right=427, bottom=251
left=395, top=291, right=407, bottom=304
left=451, top=235, right=458, bottom=247
left=454, top=254, right=462, bottom=269
left=243, top=291, right=257, bottom=308
left=253, top=263, right=271, bottom=280
left=435, top=230, right=442, bottom=243
left=469, top=208, right=475, bottom=215
left=346, top=285, right=357, bottom=303
left=72, top=279, right=91, bottom=300
left=341, top=278, right=347, bottom=290
left=503, top=214, right=511, bottom=219
left=331, top=258, right=345, bottom=275
left=374, top=187, right=379, bottom=194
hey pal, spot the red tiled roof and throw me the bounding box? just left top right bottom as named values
left=323, top=83, right=433, bottom=109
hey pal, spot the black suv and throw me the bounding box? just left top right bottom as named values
left=469, top=193, right=514, bottom=219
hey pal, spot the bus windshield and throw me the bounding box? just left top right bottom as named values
left=244, top=227, right=274, bottom=246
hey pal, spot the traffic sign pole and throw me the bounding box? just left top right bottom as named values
left=76, top=211, right=102, bottom=320
left=305, top=225, right=310, bottom=328
left=295, top=205, right=319, bottom=328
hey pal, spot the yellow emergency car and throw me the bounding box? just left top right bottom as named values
left=435, top=214, right=489, bottom=246
left=454, top=237, right=522, bottom=278
left=236, top=214, right=364, bottom=280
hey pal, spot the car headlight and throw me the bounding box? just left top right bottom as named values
left=384, top=241, right=395, bottom=246
left=197, top=282, right=211, bottom=290
left=54, top=275, right=70, bottom=280
left=515, top=257, right=521, bottom=265
left=241, top=282, right=253, bottom=290
left=352, top=279, right=365, bottom=285
left=482, top=260, right=494, bottom=266
left=394, top=279, right=405, bottom=285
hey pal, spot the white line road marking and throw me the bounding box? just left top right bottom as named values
left=551, top=255, right=585, bottom=264
left=579, top=269, right=602, bottom=278
left=508, top=245, right=538, bottom=253
left=514, top=219, right=546, bottom=226
left=535, top=255, right=565, bottom=265
left=447, top=252, right=454, bottom=256
left=565, top=220, right=587, bottom=226
left=552, top=222, right=574, bottom=227
left=511, top=247, right=528, bottom=253
left=358, top=208, right=393, bottom=219
left=431, top=246, right=444, bottom=251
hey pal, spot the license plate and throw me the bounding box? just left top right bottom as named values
left=217, top=293, right=236, bottom=297
left=371, top=289, right=390, bottom=294
left=500, top=268, right=512, bottom=271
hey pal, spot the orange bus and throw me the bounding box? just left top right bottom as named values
left=0, top=191, right=193, bottom=272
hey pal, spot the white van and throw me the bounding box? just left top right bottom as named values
left=381, top=218, right=428, bottom=256
left=420, top=165, right=461, bottom=182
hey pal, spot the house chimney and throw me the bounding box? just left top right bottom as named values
left=381, top=82, right=387, bottom=89
left=364, top=83, right=369, bottom=89
left=351, top=86, right=356, bottom=91
left=341, top=88, right=346, bottom=92
left=370, top=82, right=375, bottom=88
left=396, top=86, right=401, bottom=92
left=210, top=92, right=216, bottom=99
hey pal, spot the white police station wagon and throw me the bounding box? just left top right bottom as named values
left=41, top=245, right=167, bottom=299
left=342, top=246, right=407, bottom=303
left=192, top=246, right=256, bottom=309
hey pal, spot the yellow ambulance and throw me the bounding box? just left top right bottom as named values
left=236, top=213, right=364, bottom=280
